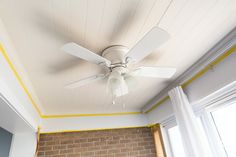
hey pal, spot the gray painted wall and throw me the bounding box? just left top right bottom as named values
left=0, top=127, right=12, bottom=157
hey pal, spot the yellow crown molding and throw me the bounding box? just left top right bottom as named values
left=40, top=125, right=151, bottom=134
left=145, top=44, right=236, bottom=114
left=41, top=112, right=141, bottom=119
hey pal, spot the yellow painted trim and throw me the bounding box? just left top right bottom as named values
left=145, top=44, right=236, bottom=114
left=144, top=96, right=169, bottom=114
left=41, top=112, right=141, bottom=119
left=40, top=125, right=149, bottom=134
left=0, top=44, right=43, bottom=116
left=147, top=123, right=159, bottom=127
left=182, top=45, right=236, bottom=88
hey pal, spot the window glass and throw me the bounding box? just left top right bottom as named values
left=197, top=117, right=214, bottom=157
left=211, top=102, right=236, bottom=157
left=167, top=126, right=186, bottom=157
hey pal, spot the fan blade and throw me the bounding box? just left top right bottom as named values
left=62, top=42, right=111, bottom=67
left=65, top=74, right=105, bottom=89
left=132, top=66, right=176, bottom=78
left=125, top=27, right=170, bottom=63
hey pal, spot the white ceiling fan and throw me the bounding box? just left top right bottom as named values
left=62, top=26, right=176, bottom=97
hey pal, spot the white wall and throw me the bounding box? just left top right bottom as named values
left=41, top=114, right=149, bottom=133
left=147, top=99, right=173, bottom=124
left=0, top=19, right=41, bottom=128
left=147, top=29, right=236, bottom=124
left=185, top=52, right=236, bottom=103
left=10, top=132, right=37, bottom=157
left=0, top=19, right=39, bottom=157
left=0, top=94, right=37, bottom=157
left=0, top=95, right=36, bottom=133
left=0, top=127, right=12, bottom=157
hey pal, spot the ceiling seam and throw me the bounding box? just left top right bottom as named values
left=109, top=0, right=123, bottom=45
left=83, top=0, right=89, bottom=48
left=121, top=0, right=142, bottom=43
left=164, top=0, right=188, bottom=33
left=132, top=0, right=158, bottom=48
left=95, top=0, right=106, bottom=51
left=156, top=0, right=173, bottom=26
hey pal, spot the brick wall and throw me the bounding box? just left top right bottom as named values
left=38, top=127, right=156, bottom=157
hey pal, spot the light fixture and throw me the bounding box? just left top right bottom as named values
left=108, top=70, right=128, bottom=98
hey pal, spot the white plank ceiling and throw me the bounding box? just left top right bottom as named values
left=0, top=0, right=235, bottom=114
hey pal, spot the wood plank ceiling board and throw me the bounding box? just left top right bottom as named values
left=0, top=0, right=235, bottom=115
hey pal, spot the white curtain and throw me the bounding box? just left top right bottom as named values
left=168, top=86, right=211, bottom=157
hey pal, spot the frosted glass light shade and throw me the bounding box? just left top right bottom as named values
left=108, top=71, right=128, bottom=97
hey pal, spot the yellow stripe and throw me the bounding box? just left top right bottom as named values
left=145, top=44, right=236, bottom=114
left=40, top=125, right=150, bottom=134
left=182, top=45, right=236, bottom=87
left=0, top=44, right=43, bottom=116
left=144, top=96, right=169, bottom=114
left=147, top=123, right=159, bottom=127
left=42, top=112, right=141, bottom=119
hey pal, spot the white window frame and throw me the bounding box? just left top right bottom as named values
left=161, top=117, right=177, bottom=157
left=199, top=95, right=236, bottom=157
left=160, top=81, right=236, bottom=157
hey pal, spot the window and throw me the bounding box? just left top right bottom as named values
left=160, top=118, right=187, bottom=157
left=211, top=102, right=236, bottom=157
left=161, top=82, right=236, bottom=157
left=163, top=120, right=211, bottom=157
left=167, top=126, right=186, bottom=157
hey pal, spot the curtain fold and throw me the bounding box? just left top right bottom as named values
left=168, top=86, right=211, bottom=157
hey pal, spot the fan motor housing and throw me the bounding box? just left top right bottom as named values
left=102, top=45, right=129, bottom=65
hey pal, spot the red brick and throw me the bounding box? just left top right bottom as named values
left=38, top=127, right=156, bottom=157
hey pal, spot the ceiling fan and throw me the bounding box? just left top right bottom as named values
left=62, top=26, right=176, bottom=97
